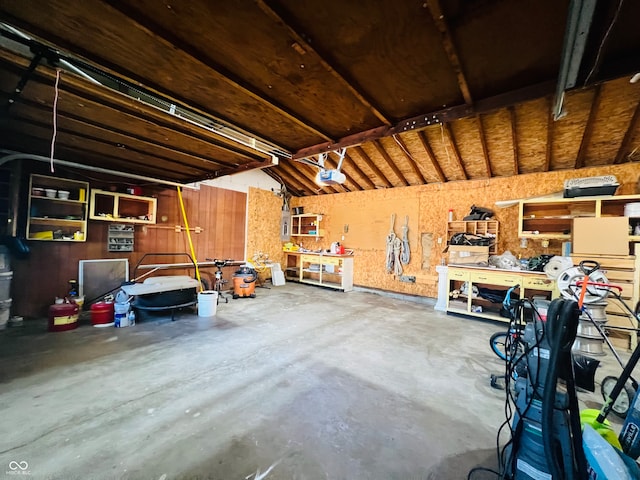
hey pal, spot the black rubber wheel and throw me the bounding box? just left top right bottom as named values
left=250, top=293, right=256, bottom=298
left=490, top=331, right=524, bottom=362
left=601, top=375, right=637, bottom=418
left=233, top=294, right=238, bottom=299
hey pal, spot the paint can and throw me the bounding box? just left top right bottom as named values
left=49, top=301, right=79, bottom=332
left=91, top=301, right=115, bottom=327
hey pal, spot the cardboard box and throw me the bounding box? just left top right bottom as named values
left=448, top=245, right=489, bottom=265
left=572, top=217, right=629, bottom=256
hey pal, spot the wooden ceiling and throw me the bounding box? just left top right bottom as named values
left=1, top=0, right=639, bottom=195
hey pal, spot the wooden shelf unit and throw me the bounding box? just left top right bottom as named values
left=291, top=213, right=323, bottom=238
left=27, top=174, right=89, bottom=242
left=108, top=224, right=135, bottom=252
left=446, top=266, right=558, bottom=323
left=518, top=194, right=640, bottom=242
left=284, top=252, right=353, bottom=291
left=90, top=189, right=157, bottom=224
left=446, top=220, right=499, bottom=255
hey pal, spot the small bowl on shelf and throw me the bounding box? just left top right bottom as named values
left=44, top=189, right=57, bottom=198
left=57, top=190, right=70, bottom=200
left=32, top=187, right=45, bottom=197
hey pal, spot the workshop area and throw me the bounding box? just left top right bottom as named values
left=2, top=1, right=640, bottom=479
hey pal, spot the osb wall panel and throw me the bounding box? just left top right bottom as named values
left=480, top=109, right=515, bottom=177
left=277, top=162, right=640, bottom=300
left=551, top=89, right=594, bottom=169
left=246, top=187, right=286, bottom=268
left=12, top=183, right=246, bottom=318
left=515, top=97, right=549, bottom=174
left=585, top=78, right=640, bottom=166
left=452, top=117, right=487, bottom=178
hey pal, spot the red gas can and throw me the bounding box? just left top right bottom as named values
left=48, top=301, right=79, bottom=332
left=91, top=301, right=115, bottom=327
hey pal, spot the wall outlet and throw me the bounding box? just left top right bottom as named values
left=399, top=275, right=416, bottom=283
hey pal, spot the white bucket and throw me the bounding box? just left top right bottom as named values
left=0, top=246, right=10, bottom=273
left=114, top=301, right=130, bottom=328
left=0, top=271, right=12, bottom=301
left=198, top=291, right=218, bottom=317
left=0, top=298, right=12, bottom=330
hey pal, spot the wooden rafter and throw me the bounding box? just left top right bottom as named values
left=392, top=135, right=427, bottom=184
left=443, top=124, right=467, bottom=180
left=416, top=131, right=446, bottom=183
left=372, top=140, right=409, bottom=186
left=14, top=101, right=237, bottom=169
left=0, top=49, right=276, bottom=161
left=508, top=106, right=519, bottom=175
left=267, top=167, right=306, bottom=196
left=614, top=99, right=640, bottom=164
left=353, top=146, right=393, bottom=188
left=255, top=0, right=390, bottom=126
left=575, top=85, right=602, bottom=169
left=424, top=0, right=472, bottom=105
left=278, top=162, right=323, bottom=195
left=475, top=115, right=491, bottom=178
left=544, top=96, right=554, bottom=171
left=342, top=152, right=376, bottom=189
left=102, top=2, right=333, bottom=142
left=326, top=153, right=363, bottom=191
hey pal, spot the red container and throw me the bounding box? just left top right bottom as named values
left=49, top=302, right=79, bottom=332
left=91, top=301, right=115, bottom=327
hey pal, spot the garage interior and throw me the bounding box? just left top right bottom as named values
left=1, top=1, right=640, bottom=478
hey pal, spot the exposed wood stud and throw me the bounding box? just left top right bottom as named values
left=392, top=135, right=427, bottom=184
left=544, top=96, right=554, bottom=171
left=353, top=146, right=393, bottom=188
left=103, top=2, right=333, bottom=142
left=425, top=0, right=473, bottom=105
left=443, top=124, right=468, bottom=180
left=475, top=115, right=492, bottom=178
left=416, top=131, right=446, bottom=183
left=255, top=0, right=391, bottom=126
left=614, top=99, right=640, bottom=164
left=508, top=106, right=519, bottom=175
left=575, top=85, right=602, bottom=169
left=372, top=140, right=409, bottom=186
left=342, top=152, right=376, bottom=189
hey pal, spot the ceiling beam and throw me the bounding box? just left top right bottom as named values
left=508, top=106, right=519, bottom=175
left=101, top=1, right=333, bottom=142
left=255, top=0, right=391, bottom=126
left=326, top=152, right=364, bottom=191
left=13, top=100, right=237, bottom=169
left=372, top=140, right=409, bottom=186
left=443, top=124, right=467, bottom=180
left=614, top=99, right=640, bottom=164
left=544, top=96, right=554, bottom=171
left=0, top=48, right=278, bottom=160
left=416, top=131, right=446, bottom=183
left=353, top=146, right=393, bottom=188
left=424, top=0, right=473, bottom=105
left=475, top=115, right=492, bottom=178
left=277, top=161, right=323, bottom=196
left=392, top=135, right=427, bottom=184
left=575, top=84, right=602, bottom=169
left=293, top=80, right=557, bottom=159
left=342, top=152, right=376, bottom=190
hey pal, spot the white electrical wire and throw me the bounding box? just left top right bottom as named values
left=50, top=68, right=61, bottom=172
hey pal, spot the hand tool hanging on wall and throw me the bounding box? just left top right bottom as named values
left=385, top=214, right=396, bottom=274
left=400, top=215, right=410, bottom=265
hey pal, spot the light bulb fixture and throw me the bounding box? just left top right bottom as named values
left=631, top=73, right=640, bottom=84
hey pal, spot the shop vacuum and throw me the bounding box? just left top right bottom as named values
left=232, top=266, right=257, bottom=299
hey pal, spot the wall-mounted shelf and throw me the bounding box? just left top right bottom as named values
left=90, top=189, right=157, bottom=224
left=518, top=194, right=640, bottom=241
left=291, top=213, right=323, bottom=238
left=27, top=174, right=89, bottom=242
left=446, top=220, right=499, bottom=255
left=108, top=224, right=135, bottom=252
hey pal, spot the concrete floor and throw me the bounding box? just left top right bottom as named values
left=0, top=283, right=627, bottom=480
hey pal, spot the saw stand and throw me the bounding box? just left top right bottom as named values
left=212, top=259, right=231, bottom=304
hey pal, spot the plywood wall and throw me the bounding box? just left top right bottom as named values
left=247, top=163, right=640, bottom=299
